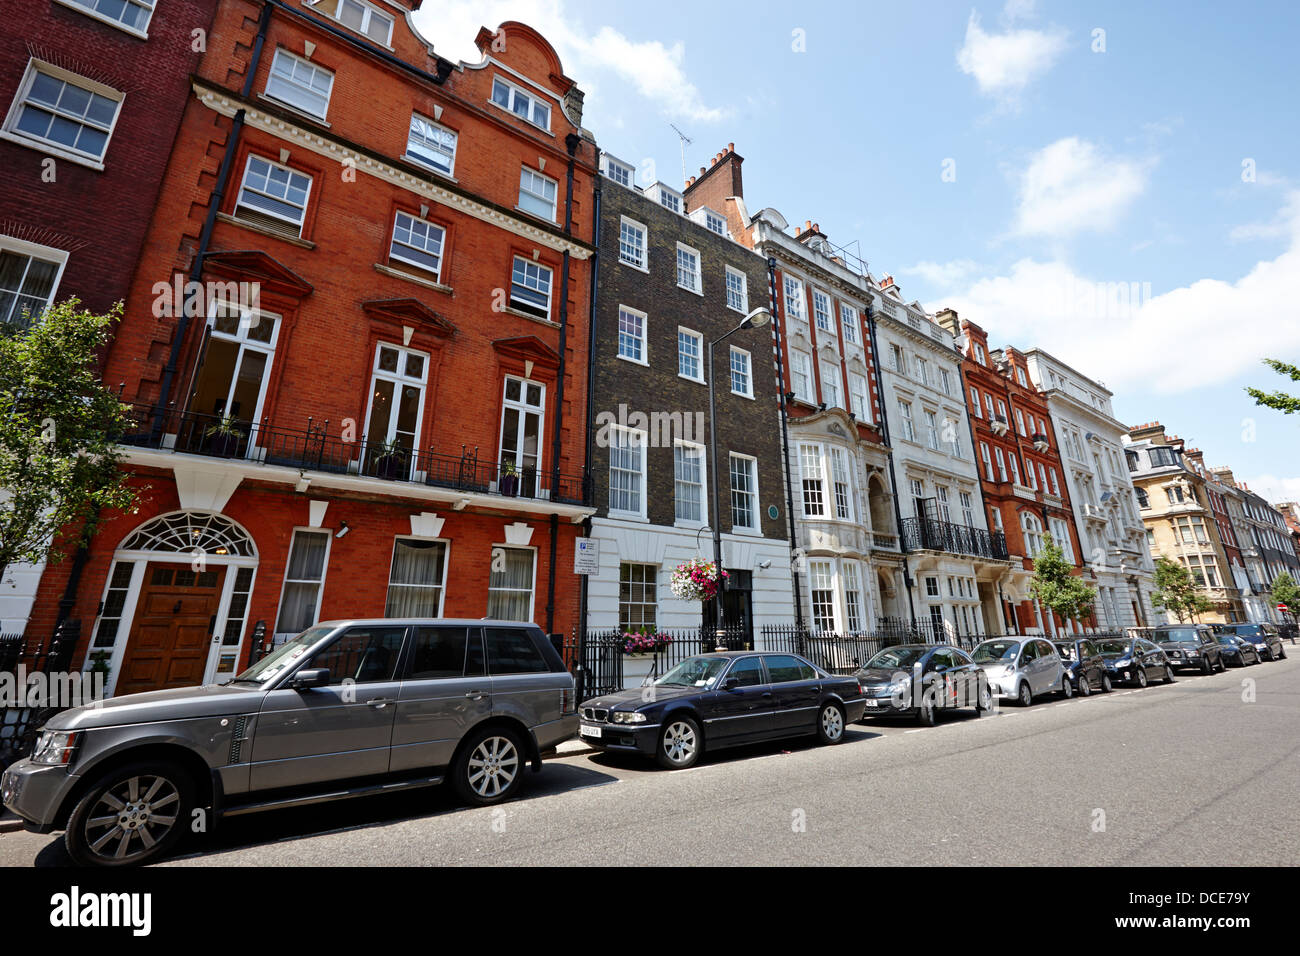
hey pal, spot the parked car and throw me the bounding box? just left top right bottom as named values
left=576, top=651, right=866, bottom=769
left=0, top=619, right=578, bottom=867
left=1153, top=624, right=1225, bottom=674
left=1216, top=633, right=1262, bottom=667
left=1052, top=637, right=1113, bottom=695
left=1094, top=636, right=1174, bottom=687
left=971, top=637, right=1068, bottom=706
left=855, top=644, right=993, bottom=725
left=1217, top=624, right=1287, bottom=661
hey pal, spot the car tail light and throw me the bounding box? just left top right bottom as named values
left=561, top=686, right=576, bottom=715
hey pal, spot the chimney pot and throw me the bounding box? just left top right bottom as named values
left=728, top=142, right=734, bottom=151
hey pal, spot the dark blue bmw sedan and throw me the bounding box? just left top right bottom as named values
left=577, top=651, right=867, bottom=769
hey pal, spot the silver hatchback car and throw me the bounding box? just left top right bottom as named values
left=1, top=619, right=577, bottom=866
left=971, top=637, right=1069, bottom=706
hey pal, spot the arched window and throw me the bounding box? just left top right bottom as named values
left=119, top=512, right=256, bottom=557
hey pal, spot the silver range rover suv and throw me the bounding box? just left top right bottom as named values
left=1, top=619, right=578, bottom=866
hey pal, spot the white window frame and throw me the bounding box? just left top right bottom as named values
left=618, top=216, right=647, bottom=271
left=808, top=559, right=840, bottom=631
left=848, top=372, right=870, bottom=422
left=518, top=166, right=558, bottom=222
left=840, top=303, right=859, bottom=344
left=830, top=446, right=855, bottom=521
left=925, top=409, right=940, bottom=450
left=499, top=374, right=546, bottom=488
left=265, top=48, right=334, bottom=120
left=799, top=443, right=828, bottom=518
left=311, top=0, right=394, bottom=45
left=820, top=359, right=842, bottom=408
left=194, top=300, right=282, bottom=427
left=55, top=0, right=156, bottom=37
left=677, top=326, right=704, bottom=383
left=274, top=527, right=332, bottom=638
left=385, top=536, right=450, bottom=617
left=725, top=265, right=748, bottom=313
left=404, top=113, right=457, bottom=176
left=234, top=153, right=313, bottom=236
left=783, top=275, right=806, bottom=324
left=491, top=75, right=551, bottom=130
left=790, top=348, right=814, bottom=403
left=729, top=453, right=760, bottom=532
left=2, top=59, right=124, bottom=169
left=0, top=235, right=69, bottom=329
left=979, top=442, right=993, bottom=481
left=603, top=155, right=634, bottom=187
left=729, top=346, right=753, bottom=398
left=704, top=209, right=727, bottom=235
left=363, top=341, right=429, bottom=460
left=389, top=210, right=446, bottom=280
left=509, top=255, right=553, bottom=320
left=812, top=289, right=833, bottom=332
left=608, top=425, right=648, bottom=519
left=617, top=305, right=648, bottom=365
left=673, top=440, right=708, bottom=527
left=970, top=386, right=982, bottom=418
left=486, top=545, right=537, bottom=622
left=618, top=562, right=658, bottom=630
left=899, top=400, right=915, bottom=442
left=676, top=242, right=702, bottom=294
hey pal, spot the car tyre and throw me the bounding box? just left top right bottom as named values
left=453, top=726, right=526, bottom=806
left=816, top=703, right=846, bottom=744
left=1101, top=673, right=1113, bottom=693
left=656, top=715, right=702, bottom=770
left=975, top=681, right=993, bottom=716
left=1202, top=656, right=1214, bottom=675
left=917, top=700, right=938, bottom=727
left=1078, top=675, right=1092, bottom=697
left=1164, top=665, right=1175, bottom=684
left=64, top=760, right=194, bottom=868
left=1136, top=668, right=1148, bottom=688
left=1017, top=682, right=1033, bottom=707
left=1059, top=676, right=1074, bottom=699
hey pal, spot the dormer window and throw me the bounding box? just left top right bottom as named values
left=660, top=191, right=681, bottom=214
left=973, top=342, right=987, bottom=365
left=705, top=210, right=726, bottom=235
left=601, top=154, right=634, bottom=187
left=310, top=0, right=393, bottom=45
left=491, top=77, right=550, bottom=130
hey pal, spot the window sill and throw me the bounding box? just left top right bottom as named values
left=617, top=353, right=649, bottom=368
left=0, top=130, right=105, bottom=170
left=503, top=305, right=560, bottom=328
left=674, top=520, right=709, bottom=532
left=217, top=212, right=315, bottom=248
left=730, top=390, right=755, bottom=400
left=608, top=511, right=649, bottom=523
left=678, top=373, right=705, bottom=385
left=53, top=0, right=149, bottom=38
left=514, top=204, right=558, bottom=226
left=257, top=93, right=331, bottom=128
left=676, top=283, right=704, bottom=297
left=488, top=99, right=554, bottom=136
left=619, top=257, right=649, bottom=273
left=374, top=262, right=453, bottom=295
left=726, top=303, right=749, bottom=316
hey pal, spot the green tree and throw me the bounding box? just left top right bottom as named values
left=1245, top=358, right=1300, bottom=415
left=1271, top=571, right=1300, bottom=623
left=0, top=298, right=137, bottom=583
left=1030, top=535, right=1097, bottom=627
left=1150, top=555, right=1213, bottom=622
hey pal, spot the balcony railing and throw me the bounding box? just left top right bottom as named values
left=121, top=403, right=590, bottom=506
left=900, top=515, right=1010, bottom=560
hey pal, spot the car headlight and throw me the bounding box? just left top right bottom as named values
left=1115, top=658, right=1131, bottom=668
left=611, top=711, right=648, bottom=724
left=31, top=730, right=79, bottom=766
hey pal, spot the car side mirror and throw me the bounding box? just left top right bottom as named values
left=724, top=678, right=741, bottom=691
left=290, top=668, right=330, bottom=689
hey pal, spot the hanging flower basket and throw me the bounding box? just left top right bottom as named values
left=670, top=557, right=728, bottom=603
left=621, top=630, right=672, bottom=656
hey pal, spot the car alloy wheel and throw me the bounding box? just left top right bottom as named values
left=1203, top=656, right=1213, bottom=675
left=917, top=702, right=938, bottom=727
left=817, top=704, right=845, bottom=744
left=1018, top=683, right=1033, bottom=707
left=1079, top=676, right=1092, bottom=697
left=1136, top=669, right=1148, bottom=688
left=65, top=763, right=191, bottom=867
left=1164, top=666, right=1175, bottom=684
left=1101, top=673, right=1113, bottom=693
left=657, top=717, right=701, bottom=769
left=453, top=726, right=525, bottom=805
left=976, top=682, right=993, bottom=715
left=1060, top=677, right=1074, bottom=699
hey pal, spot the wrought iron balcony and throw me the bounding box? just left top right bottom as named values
left=900, top=515, right=1010, bottom=560
left=120, top=403, right=590, bottom=506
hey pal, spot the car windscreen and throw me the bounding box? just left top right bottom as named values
left=972, top=641, right=1020, bottom=663
left=655, top=656, right=729, bottom=688
left=1054, top=643, right=1077, bottom=660
left=864, top=646, right=927, bottom=670
left=1093, top=639, right=1130, bottom=656
left=231, top=625, right=335, bottom=684
left=1158, top=629, right=1199, bottom=643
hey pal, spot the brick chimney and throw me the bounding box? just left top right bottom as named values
left=935, top=308, right=960, bottom=335
left=683, top=142, right=743, bottom=210
left=1128, top=421, right=1167, bottom=444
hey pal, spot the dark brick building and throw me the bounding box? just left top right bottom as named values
left=586, top=147, right=792, bottom=648
left=0, top=0, right=216, bottom=632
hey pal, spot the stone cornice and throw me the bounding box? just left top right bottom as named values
left=193, top=81, right=593, bottom=261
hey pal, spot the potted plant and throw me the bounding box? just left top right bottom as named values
left=203, top=414, right=243, bottom=458
left=621, top=628, right=672, bottom=657
left=499, top=457, right=520, bottom=497
left=670, top=557, right=728, bottom=603
left=371, top=439, right=406, bottom=480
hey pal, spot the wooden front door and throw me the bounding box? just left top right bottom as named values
left=116, top=563, right=227, bottom=696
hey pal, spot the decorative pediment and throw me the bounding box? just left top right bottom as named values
left=492, top=335, right=561, bottom=371
left=202, top=249, right=313, bottom=298
left=361, top=298, right=457, bottom=338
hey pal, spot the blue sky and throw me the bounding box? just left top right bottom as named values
left=418, top=0, right=1300, bottom=502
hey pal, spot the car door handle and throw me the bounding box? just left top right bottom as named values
left=761, top=692, right=773, bottom=698
left=464, top=692, right=484, bottom=700
left=367, top=698, right=394, bottom=708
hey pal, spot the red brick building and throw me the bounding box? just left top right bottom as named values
left=26, top=2, right=597, bottom=695
left=941, top=312, right=1089, bottom=636
left=0, top=0, right=216, bottom=632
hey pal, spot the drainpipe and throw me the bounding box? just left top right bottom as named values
left=768, top=257, right=803, bottom=629
left=867, top=306, right=915, bottom=628
left=953, top=353, right=995, bottom=634
left=152, top=0, right=274, bottom=432
left=576, top=170, right=601, bottom=675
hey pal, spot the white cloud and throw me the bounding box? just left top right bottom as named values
left=411, top=0, right=726, bottom=123
left=956, top=9, right=1067, bottom=101
left=1241, top=474, right=1300, bottom=507
left=933, top=189, right=1300, bottom=396
left=1230, top=190, right=1300, bottom=242
left=902, top=259, right=980, bottom=288
left=1014, top=137, right=1150, bottom=238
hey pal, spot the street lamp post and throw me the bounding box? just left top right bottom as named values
left=706, top=306, right=771, bottom=650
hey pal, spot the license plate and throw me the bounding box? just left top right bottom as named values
left=864, top=699, right=881, bottom=708
left=579, top=724, right=602, bottom=738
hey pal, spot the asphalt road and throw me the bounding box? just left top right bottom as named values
left=3, top=652, right=1298, bottom=867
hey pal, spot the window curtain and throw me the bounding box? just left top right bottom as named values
left=276, top=531, right=329, bottom=634
left=487, top=548, right=534, bottom=621
left=385, top=539, right=446, bottom=617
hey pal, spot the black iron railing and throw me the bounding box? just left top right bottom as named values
left=0, top=619, right=81, bottom=770
left=900, top=516, right=1009, bottom=560
left=123, top=403, right=589, bottom=505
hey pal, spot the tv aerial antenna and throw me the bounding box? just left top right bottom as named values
left=670, top=123, right=693, bottom=187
